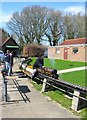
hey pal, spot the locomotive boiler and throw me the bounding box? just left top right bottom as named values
left=36, top=67, right=59, bottom=79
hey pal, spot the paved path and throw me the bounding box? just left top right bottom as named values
left=1, top=77, right=79, bottom=118
left=58, top=66, right=87, bottom=74
left=0, top=59, right=81, bottom=119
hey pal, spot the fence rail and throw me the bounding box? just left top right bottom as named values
left=37, top=73, right=87, bottom=95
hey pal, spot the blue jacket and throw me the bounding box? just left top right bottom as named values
left=4, top=53, right=10, bottom=62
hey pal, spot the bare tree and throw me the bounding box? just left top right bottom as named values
left=62, top=14, right=74, bottom=40
left=20, top=7, right=35, bottom=44
left=7, top=12, right=24, bottom=42
left=7, top=10, right=33, bottom=44
left=74, top=13, right=85, bottom=38
left=7, top=6, right=50, bottom=46
left=45, top=10, right=62, bottom=46
left=62, top=13, right=85, bottom=40
left=7, top=5, right=85, bottom=48
left=31, top=6, right=50, bottom=44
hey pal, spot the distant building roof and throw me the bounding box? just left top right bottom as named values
left=1, top=38, right=7, bottom=45
left=60, top=38, right=87, bottom=46
left=2, top=37, right=11, bottom=46
left=0, top=38, right=10, bottom=46
left=1, top=37, right=19, bottom=47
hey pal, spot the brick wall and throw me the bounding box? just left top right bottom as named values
left=68, top=46, right=86, bottom=62
left=48, top=46, right=87, bottom=62
left=48, top=47, right=63, bottom=59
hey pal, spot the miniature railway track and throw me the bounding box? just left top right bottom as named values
left=37, top=73, right=87, bottom=95
left=21, top=65, right=87, bottom=96
left=20, top=58, right=87, bottom=102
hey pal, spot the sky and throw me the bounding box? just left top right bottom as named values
left=0, top=0, right=86, bottom=31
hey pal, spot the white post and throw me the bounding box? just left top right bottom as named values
left=71, top=90, right=86, bottom=111
left=41, top=78, right=47, bottom=92
left=71, top=90, right=80, bottom=111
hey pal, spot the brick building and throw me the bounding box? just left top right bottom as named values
left=48, top=38, right=87, bottom=62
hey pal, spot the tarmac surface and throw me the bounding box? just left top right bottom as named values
left=58, top=66, right=86, bottom=74
left=0, top=58, right=84, bottom=119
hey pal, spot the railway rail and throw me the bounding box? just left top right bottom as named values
left=37, top=73, right=87, bottom=95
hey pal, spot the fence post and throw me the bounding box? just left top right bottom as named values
left=41, top=78, right=47, bottom=92
left=71, top=90, right=87, bottom=111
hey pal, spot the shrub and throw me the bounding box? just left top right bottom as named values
left=23, top=45, right=47, bottom=57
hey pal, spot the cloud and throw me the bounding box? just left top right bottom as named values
left=0, top=14, right=12, bottom=23
left=64, top=6, right=85, bottom=14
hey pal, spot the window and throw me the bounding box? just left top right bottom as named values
left=56, top=48, right=60, bottom=54
left=73, top=47, right=78, bottom=53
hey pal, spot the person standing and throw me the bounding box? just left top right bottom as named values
left=10, top=51, right=14, bottom=74
left=4, top=50, right=11, bottom=76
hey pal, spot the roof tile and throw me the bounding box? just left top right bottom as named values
left=60, top=38, right=87, bottom=46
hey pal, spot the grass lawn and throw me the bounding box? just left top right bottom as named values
left=44, top=58, right=86, bottom=70
left=44, top=90, right=72, bottom=109
left=60, top=70, right=87, bottom=87
left=30, top=57, right=86, bottom=70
